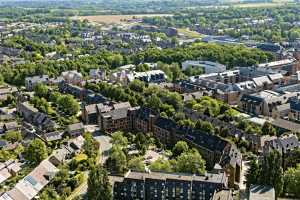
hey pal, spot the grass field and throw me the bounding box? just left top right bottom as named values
left=177, top=28, right=203, bottom=39
left=74, top=14, right=172, bottom=24
left=232, top=1, right=292, bottom=8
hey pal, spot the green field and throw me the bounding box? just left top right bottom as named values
left=177, top=28, right=203, bottom=39
left=232, top=2, right=293, bottom=8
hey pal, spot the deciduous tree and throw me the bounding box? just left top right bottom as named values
left=25, top=138, right=48, bottom=165
left=87, top=165, right=112, bottom=200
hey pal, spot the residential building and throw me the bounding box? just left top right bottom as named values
left=239, top=90, right=297, bottom=117
left=59, top=82, right=107, bottom=104
left=82, top=104, right=242, bottom=187
left=110, top=70, right=130, bottom=84
left=67, top=123, right=84, bottom=137
left=17, top=101, right=58, bottom=131
left=99, top=102, right=137, bottom=133
left=257, top=59, right=299, bottom=75
left=42, top=131, right=63, bottom=142
left=131, top=108, right=242, bottom=188
left=289, top=96, right=300, bottom=121
left=61, top=70, right=83, bottom=85
left=257, top=42, right=282, bottom=53
left=252, top=76, right=273, bottom=90
left=244, top=134, right=277, bottom=153
left=181, top=61, right=226, bottom=74
left=0, top=85, right=18, bottom=100
left=32, top=112, right=58, bottom=132
left=25, top=75, right=49, bottom=91
left=3, top=121, right=19, bottom=132
left=270, top=118, right=300, bottom=133
left=0, top=160, right=22, bottom=184
left=82, top=104, right=98, bottom=124
left=131, top=107, right=157, bottom=133
left=181, top=91, right=203, bottom=102
left=171, top=126, right=241, bottom=188
left=153, top=117, right=177, bottom=146
left=113, top=170, right=228, bottom=200
left=126, top=70, right=166, bottom=84
left=85, top=93, right=108, bottom=105
left=0, top=159, right=59, bottom=200
left=49, top=135, right=85, bottom=166
left=263, top=134, right=299, bottom=155
left=89, top=68, right=106, bottom=80
left=16, top=101, right=38, bottom=122
left=212, top=189, right=233, bottom=200
left=175, top=68, right=284, bottom=105
left=59, top=82, right=85, bottom=99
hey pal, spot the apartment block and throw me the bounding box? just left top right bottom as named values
left=239, top=90, right=297, bottom=117
left=113, top=170, right=228, bottom=200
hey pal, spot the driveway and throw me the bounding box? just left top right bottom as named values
left=93, top=131, right=112, bottom=164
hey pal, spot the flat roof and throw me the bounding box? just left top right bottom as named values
left=124, top=171, right=226, bottom=184
left=257, top=59, right=295, bottom=68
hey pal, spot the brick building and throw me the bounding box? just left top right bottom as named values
left=113, top=170, right=228, bottom=200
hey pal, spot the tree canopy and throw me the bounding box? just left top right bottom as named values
left=87, top=165, right=112, bottom=200
left=25, top=138, right=48, bottom=165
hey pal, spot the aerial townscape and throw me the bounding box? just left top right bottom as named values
left=0, top=0, right=300, bottom=200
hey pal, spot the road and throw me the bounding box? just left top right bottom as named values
left=68, top=126, right=112, bottom=199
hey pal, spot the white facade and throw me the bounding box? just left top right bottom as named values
left=182, top=60, right=226, bottom=74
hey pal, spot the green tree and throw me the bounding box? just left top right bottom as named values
left=49, top=91, right=61, bottom=103
left=107, top=146, right=127, bottom=174
left=57, top=94, right=80, bottom=116
left=0, top=74, right=4, bottom=85
left=149, top=158, right=173, bottom=172
left=175, top=149, right=206, bottom=175
left=111, top=131, right=128, bottom=148
left=172, top=141, right=189, bottom=158
left=195, top=120, right=214, bottom=134
left=260, top=151, right=284, bottom=197
left=135, top=133, right=149, bottom=155
left=129, top=80, right=145, bottom=93
left=246, top=159, right=260, bottom=187
left=146, top=94, right=162, bottom=112
left=39, top=186, right=60, bottom=200
left=285, top=149, right=300, bottom=169
left=177, top=119, right=195, bottom=128
left=83, top=133, right=100, bottom=165
left=170, top=63, right=184, bottom=82
left=34, top=83, right=49, bottom=98
left=5, top=131, right=22, bottom=143
left=261, top=122, right=276, bottom=136
left=25, top=138, right=48, bottom=165
left=128, top=157, right=145, bottom=172
left=87, top=165, right=112, bottom=200
left=135, top=64, right=149, bottom=72
left=284, top=164, right=300, bottom=198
